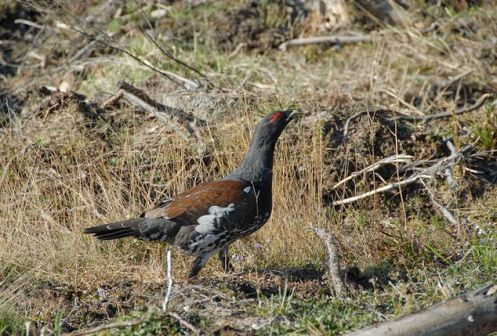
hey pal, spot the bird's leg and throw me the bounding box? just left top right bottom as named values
left=218, top=246, right=234, bottom=272
left=188, top=252, right=212, bottom=280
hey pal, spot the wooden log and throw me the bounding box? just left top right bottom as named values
left=347, top=284, right=497, bottom=336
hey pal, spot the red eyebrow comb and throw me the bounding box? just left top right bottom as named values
left=270, top=111, right=285, bottom=122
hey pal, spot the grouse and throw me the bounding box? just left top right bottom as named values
left=84, top=109, right=298, bottom=278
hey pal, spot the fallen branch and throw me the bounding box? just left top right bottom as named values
left=101, top=90, right=124, bottom=109
left=343, top=109, right=394, bottom=138
left=443, top=138, right=458, bottom=191
left=63, top=22, right=201, bottom=91
left=137, top=9, right=215, bottom=90
left=117, top=81, right=206, bottom=153
left=333, top=145, right=473, bottom=206
left=65, top=311, right=198, bottom=336
left=332, top=154, right=414, bottom=190
left=64, top=319, right=143, bottom=336
left=380, top=89, right=425, bottom=116
left=333, top=174, right=429, bottom=206
left=347, top=283, right=497, bottom=336
left=311, top=227, right=346, bottom=298
left=168, top=312, right=199, bottom=336
left=279, top=35, right=372, bottom=51
left=343, top=94, right=492, bottom=137
left=422, top=180, right=459, bottom=227
left=14, top=18, right=44, bottom=29
left=396, top=93, right=491, bottom=122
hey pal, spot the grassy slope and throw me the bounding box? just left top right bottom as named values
left=1, top=1, right=496, bottom=334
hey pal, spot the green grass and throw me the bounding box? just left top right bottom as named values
left=253, top=296, right=376, bottom=335
left=0, top=307, right=24, bottom=336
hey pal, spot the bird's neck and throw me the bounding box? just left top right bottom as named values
left=228, top=141, right=276, bottom=183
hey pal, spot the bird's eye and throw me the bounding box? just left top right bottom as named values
left=270, top=111, right=285, bottom=123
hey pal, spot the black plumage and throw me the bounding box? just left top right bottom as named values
left=84, top=109, right=297, bottom=278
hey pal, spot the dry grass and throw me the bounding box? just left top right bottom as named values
left=1, top=0, right=497, bottom=333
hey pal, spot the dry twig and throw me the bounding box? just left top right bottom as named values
left=279, top=35, right=372, bottom=51
left=396, top=93, right=491, bottom=122
left=343, top=94, right=491, bottom=138
left=168, top=312, right=200, bottom=336
left=332, top=154, right=414, bottom=190
left=443, top=138, right=458, bottom=191
left=333, top=145, right=473, bottom=206
left=333, top=174, right=429, bottom=206
left=63, top=22, right=201, bottom=91
left=421, top=180, right=459, bottom=227
left=117, top=81, right=206, bottom=153
left=380, top=89, right=425, bottom=116
left=63, top=319, right=143, bottom=336
left=311, top=227, right=346, bottom=298
left=347, top=283, right=497, bottom=336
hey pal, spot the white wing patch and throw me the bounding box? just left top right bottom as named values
left=243, top=186, right=251, bottom=193
left=195, top=203, right=236, bottom=234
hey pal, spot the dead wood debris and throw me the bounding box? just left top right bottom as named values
left=343, top=93, right=492, bottom=138
left=279, top=34, right=372, bottom=51
left=397, top=93, right=492, bottom=122
left=311, top=227, right=347, bottom=298
left=112, top=81, right=207, bottom=154
left=63, top=311, right=200, bottom=336
left=333, top=143, right=474, bottom=206
left=347, top=283, right=497, bottom=336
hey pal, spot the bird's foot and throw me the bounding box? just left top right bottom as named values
left=218, top=247, right=235, bottom=273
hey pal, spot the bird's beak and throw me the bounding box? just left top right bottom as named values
left=285, top=109, right=300, bottom=122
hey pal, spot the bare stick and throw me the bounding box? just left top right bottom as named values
left=162, top=249, right=174, bottom=311
left=62, top=22, right=199, bottom=91
left=333, top=174, right=429, bottom=206
left=117, top=81, right=206, bottom=153
left=65, top=311, right=197, bottom=336
left=14, top=19, right=44, bottom=29
left=380, top=89, right=425, bottom=116
left=311, top=228, right=346, bottom=298
left=396, top=93, right=491, bottom=122
left=101, top=90, right=124, bottom=109
left=135, top=0, right=212, bottom=84
left=333, top=143, right=473, bottom=205
left=168, top=312, right=199, bottom=335
left=444, top=138, right=458, bottom=191
left=279, top=35, right=372, bottom=51
left=343, top=95, right=491, bottom=136
left=343, top=109, right=389, bottom=138
left=137, top=13, right=215, bottom=89
left=439, top=69, right=473, bottom=92
left=347, top=284, right=497, bottom=336
left=422, top=180, right=459, bottom=226
left=332, top=154, right=414, bottom=190
left=63, top=319, right=143, bottom=336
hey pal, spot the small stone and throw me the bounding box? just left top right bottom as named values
left=151, top=9, right=167, bottom=19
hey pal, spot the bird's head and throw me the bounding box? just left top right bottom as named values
left=252, top=109, right=299, bottom=146
left=229, top=109, right=300, bottom=180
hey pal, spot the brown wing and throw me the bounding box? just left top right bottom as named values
left=142, top=180, right=254, bottom=227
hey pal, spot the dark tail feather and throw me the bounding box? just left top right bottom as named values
left=84, top=217, right=181, bottom=242
left=84, top=218, right=143, bottom=240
